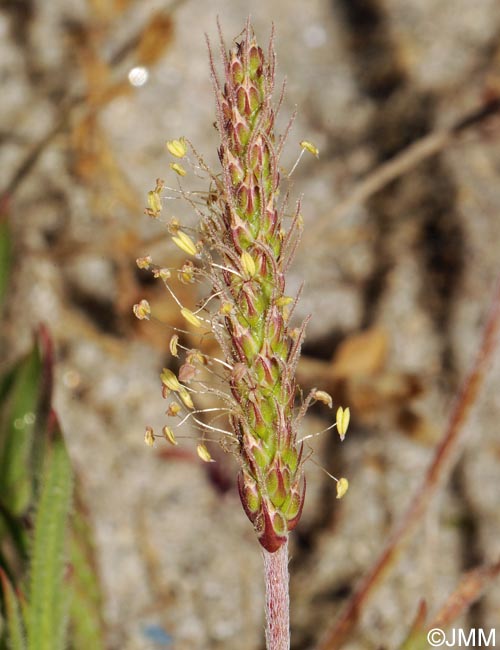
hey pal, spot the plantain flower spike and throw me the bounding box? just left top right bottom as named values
left=202, top=22, right=310, bottom=553
left=143, top=22, right=347, bottom=554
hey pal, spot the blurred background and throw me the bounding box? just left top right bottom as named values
left=1, top=0, right=500, bottom=648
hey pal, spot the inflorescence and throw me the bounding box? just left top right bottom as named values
left=135, top=21, right=349, bottom=552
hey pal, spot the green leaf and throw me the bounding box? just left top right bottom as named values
left=0, top=568, right=26, bottom=650
left=0, top=330, right=56, bottom=586
left=29, top=328, right=55, bottom=497
left=399, top=600, right=428, bottom=650
left=0, top=506, right=30, bottom=567
left=26, top=415, right=73, bottom=650
left=67, top=490, right=106, bottom=650
left=0, top=219, right=11, bottom=310
left=400, top=631, right=429, bottom=650
left=0, top=347, right=42, bottom=516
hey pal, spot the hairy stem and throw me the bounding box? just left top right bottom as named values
left=263, top=540, right=290, bottom=650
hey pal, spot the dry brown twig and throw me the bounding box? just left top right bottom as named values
left=328, top=96, right=500, bottom=221
left=430, top=559, right=500, bottom=629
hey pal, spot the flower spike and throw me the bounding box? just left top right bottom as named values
left=139, top=22, right=349, bottom=555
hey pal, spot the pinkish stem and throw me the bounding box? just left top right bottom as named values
left=263, top=540, right=290, bottom=650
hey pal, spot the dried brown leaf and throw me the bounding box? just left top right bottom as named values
left=331, top=327, right=388, bottom=378
left=87, top=0, right=133, bottom=21
left=136, top=14, right=174, bottom=66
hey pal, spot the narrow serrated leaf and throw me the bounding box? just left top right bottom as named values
left=399, top=600, right=428, bottom=650
left=0, top=346, right=42, bottom=516
left=26, top=413, right=73, bottom=650
left=0, top=568, right=26, bottom=650
left=29, top=328, right=55, bottom=495
left=0, top=506, right=30, bottom=567
left=67, top=489, right=106, bottom=650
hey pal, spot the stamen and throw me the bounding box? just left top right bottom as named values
left=162, top=426, right=178, bottom=445
left=166, top=138, right=187, bottom=158
left=144, top=426, right=155, bottom=447
left=133, top=299, right=151, bottom=320
left=210, top=262, right=244, bottom=279
left=336, top=406, right=350, bottom=441
left=297, top=420, right=338, bottom=444
left=170, top=162, right=187, bottom=177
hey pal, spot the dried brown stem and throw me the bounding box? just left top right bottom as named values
left=330, top=97, right=500, bottom=220
left=317, top=274, right=500, bottom=650
left=0, top=99, right=78, bottom=202
left=430, top=559, right=500, bottom=629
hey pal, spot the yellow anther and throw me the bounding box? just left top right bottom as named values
left=196, top=443, right=214, bottom=463
left=336, top=477, right=349, bottom=499
left=161, top=368, right=181, bottom=392
left=169, top=334, right=179, bottom=357
left=170, top=162, right=187, bottom=177
left=166, top=402, right=181, bottom=417
left=220, top=302, right=233, bottom=315
left=300, top=140, right=319, bottom=157
left=162, top=425, right=178, bottom=445
left=336, top=406, right=350, bottom=441
left=166, top=137, right=187, bottom=158
left=152, top=267, right=171, bottom=281
left=181, top=307, right=202, bottom=328
left=133, top=299, right=151, bottom=320
left=136, top=255, right=152, bottom=270
left=179, top=261, right=195, bottom=284
left=167, top=218, right=181, bottom=234
left=172, top=231, right=198, bottom=256
left=313, top=390, right=332, bottom=408
left=179, top=386, right=194, bottom=409
left=241, top=251, right=256, bottom=277
left=186, top=350, right=207, bottom=366
left=144, top=426, right=155, bottom=447
left=276, top=296, right=294, bottom=307
left=147, top=190, right=162, bottom=216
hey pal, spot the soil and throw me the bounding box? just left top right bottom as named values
left=1, top=1, right=500, bottom=648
